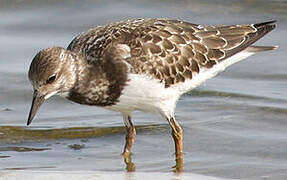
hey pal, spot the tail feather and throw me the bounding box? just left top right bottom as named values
left=224, top=20, right=277, bottom=59
left=246, top=45, right=278, bottom=52
left=254, top=20, right=277, bottom=28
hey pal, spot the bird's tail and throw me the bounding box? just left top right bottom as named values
left=246, top=45, right=278, bottom=52
left=244, top=20, right=278, bottom=53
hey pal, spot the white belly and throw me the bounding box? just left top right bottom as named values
left=104, top=73, right=180, bottom=118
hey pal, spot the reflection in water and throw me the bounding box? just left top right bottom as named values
left=0, top=146, right=50, bottom=152
left=173, top=155, right=183, bottom=173
left=123, top=152, right=183, bottom=173
left=68, top=144, right=85, bottom=150
left=122, top=115, right=136, bottom=171
left=0, top=155, right=10, bottom=158
left=123, top=148, right=183, bottom=173
left=124, top=153, right=136, bottom=172
left=0, top=123, right=185, bottom=172
left=4, top=166, right=55, bottom=170
left=0, top=124, right=173, bottom=172
left=124, top=172, right=136, bottom=180
left=0, top=124, right=167, bottom=144
left=0, top=126, right=126, bottom=144
left=122, top=118, right=183, bottom=172
left=123, top=154, right=183, bottom=178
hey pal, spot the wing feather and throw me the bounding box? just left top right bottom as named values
left=67, top=19, right=276, bottom=88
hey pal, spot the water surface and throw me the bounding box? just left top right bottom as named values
left=0, top=0, right=287, bottom=179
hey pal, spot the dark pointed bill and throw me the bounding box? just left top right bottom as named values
left=27, top=90, right=45, bottom=126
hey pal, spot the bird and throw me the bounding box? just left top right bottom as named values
left=27, top=18, right=277, bottom=171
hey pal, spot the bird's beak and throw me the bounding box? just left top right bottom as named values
left=27, top=90, right=45, bottom=126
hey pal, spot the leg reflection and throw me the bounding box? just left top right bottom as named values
left=124, top=153, right=136, bottom=172
left=174, top=153, right=183, bottom=172
left=122, top=114, right=136, bottom=172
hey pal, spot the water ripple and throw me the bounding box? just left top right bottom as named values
left=186, top=89, right=287, bottom=103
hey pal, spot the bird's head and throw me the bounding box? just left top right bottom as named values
left=27, top=47, right=77, bottom=125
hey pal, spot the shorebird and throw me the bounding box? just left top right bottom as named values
left=27, top=18, right=276, bottom=171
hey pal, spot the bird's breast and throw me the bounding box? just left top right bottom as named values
left=104, top=73, right=180, bottom=117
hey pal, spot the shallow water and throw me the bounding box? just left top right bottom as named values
left=0, top=0, right=287, bottom=179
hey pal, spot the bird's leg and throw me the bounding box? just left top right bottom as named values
left=122, top=114, right=136, bottom=171
left=168, top=116, right=183, bottom=172
left=123, top=114, right=136, bottom=157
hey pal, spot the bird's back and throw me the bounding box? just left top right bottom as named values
left=67, top=18, right=276, bottom=96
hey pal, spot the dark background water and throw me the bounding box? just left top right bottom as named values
left=0, top=0, right=287, bottom=179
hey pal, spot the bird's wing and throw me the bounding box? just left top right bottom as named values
left=68, top=19, right=276, bottom=88
left=120, top=19, right=276, bottom=87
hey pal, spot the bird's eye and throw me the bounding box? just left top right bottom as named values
left=46, top=75, right=56, bottom=84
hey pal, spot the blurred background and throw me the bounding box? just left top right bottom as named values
left=0, top=0, right=286, bottom=179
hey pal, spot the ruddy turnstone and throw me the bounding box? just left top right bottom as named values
left=27, top=18, right=277, bottom=171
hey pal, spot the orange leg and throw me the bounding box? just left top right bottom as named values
left=122, top=114, right=136, bottom=172
left=168, top=117, right=183, bottom=172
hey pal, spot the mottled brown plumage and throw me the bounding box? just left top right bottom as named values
left=68, top=18, right=276, bottom=88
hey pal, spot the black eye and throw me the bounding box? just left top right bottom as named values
left=46, top=75, right=56, bottom=84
